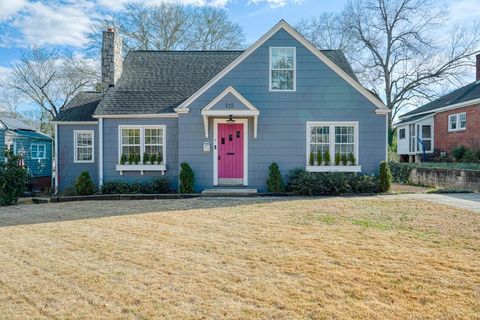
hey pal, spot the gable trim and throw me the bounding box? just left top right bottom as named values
left=93, top=113, right=179, bottom=119
left=174, top=20, right=388, bottom=113
left=202, top=86, right=259, bottom=112
left=400, top=97, right=480, bottom=119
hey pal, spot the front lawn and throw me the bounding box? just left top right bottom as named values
left=0, top=197, right=479, bottom=318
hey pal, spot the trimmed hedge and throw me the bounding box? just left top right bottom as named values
left=379, top=161, right=392, bottom=192
left=101, top=177, right=170, bottom=194
left=286, top=169, right=380, bottom=195
left=389, top=161, right=414, bottom=184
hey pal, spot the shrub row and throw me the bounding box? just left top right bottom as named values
left=0, top=151, right=29, bottom=206
left=286, top=169, right=383, bottom=195
left=451, top=145, right=480, bottom=163
left=100, top=178, right=170, bottom=195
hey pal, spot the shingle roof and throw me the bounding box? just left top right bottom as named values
left=53, top=91, right=102, bottom=122
left=0, top=116, right=35, bottom=131
left=12, top=130, right=52, bottom=140
left=402, top=81, right=480, bottom=118
left=394, top=112, right=434, bottom=126
left=94, top=49, right=360, bottom=115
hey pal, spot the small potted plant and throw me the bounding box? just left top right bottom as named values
left=143, top=153, right=149, bottom=164
left=335, top=153, right=341, bottom=166
left=120, top=153, right=127, bottom=165
left=324, top=150, right=331, bottom=165
left=150, top=153, right=157, bottom=165
left=309, top=151, right=314, bottom=165
left=316, top=151, right=323, bottom=166
left=348, top=153, right=356, bottom=166
left=134, top=153, right=140, bottom=165
left=341, top=154, right=348, bottom=166
left=128, top=153, right=135, bottom=165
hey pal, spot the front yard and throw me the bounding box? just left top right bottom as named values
left=0, top=197, right=479, bottom=319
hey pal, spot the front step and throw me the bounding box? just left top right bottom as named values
left=201, top=188, right=258, bottom=197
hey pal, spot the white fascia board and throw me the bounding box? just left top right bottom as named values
left=93, top=113, right=179, bottom=119
left=51, top=121, right=98, bottom=125
left=174, top=20, right=388, bottom=113
left=202, top=86, right=259, bottom=112
left=393, top=114, right=433, bottom=128
left=400, top=97, right=480, bottom=119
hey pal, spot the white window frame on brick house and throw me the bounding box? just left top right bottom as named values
left=31, top=143, right=46, bottom=160
left=448, top=112, right=466, bottom=132
left=306, top=121, right=361, bottom=172
left=269, top=47, right=296, bottom=92
left=74, top=130, right=94, bottom=163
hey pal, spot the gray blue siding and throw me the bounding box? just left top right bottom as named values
left=57, top=124, right=99, bottom=191
left=0, top=129, right=4, bottom=163
left=102, top=118, right=179, bottom=190
left=178, top=28, right=387, bottom=192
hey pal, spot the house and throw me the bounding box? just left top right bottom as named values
left=0, top=116, right=53, bottom=190
left=395, top=54, right=480, bottom=162
left=52, top=20, right=389, bottom=193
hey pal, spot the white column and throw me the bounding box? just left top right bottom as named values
left=99, top=118, right=104, bottom=187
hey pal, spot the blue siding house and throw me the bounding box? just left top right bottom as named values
left=53, top=20, right=389, bottom=193
left=0, top=116, right=53, bottom=190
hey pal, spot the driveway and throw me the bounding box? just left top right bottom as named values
left=380, top=193, right=480, bottom=213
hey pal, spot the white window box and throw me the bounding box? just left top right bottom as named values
left=116, top=164, right=166, bottom=175
left=306, top=165, right=362, bottom=173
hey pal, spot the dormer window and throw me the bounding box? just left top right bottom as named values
left=270, top=47, right=296, bottom=91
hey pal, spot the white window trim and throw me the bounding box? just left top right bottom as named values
left=448, top=112, right=466, bottom=132
left=116, top=125, right=166, bottom=174
left=74, top=130, right=94, bottom=163
left=30, top=143, right=47, bottom=160
left=269, top=47, right=296, bottom=92
left=305, top=121, right=360, bottom=172
left=398, top=128, right=406, bottom=140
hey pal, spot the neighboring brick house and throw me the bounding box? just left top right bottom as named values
left=394, top=54, right=480, bottom=162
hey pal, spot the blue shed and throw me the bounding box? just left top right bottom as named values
left=0, top=117, right=53, bottom=191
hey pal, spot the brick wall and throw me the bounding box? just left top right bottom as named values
left=434, top=104, right=480, bottom=152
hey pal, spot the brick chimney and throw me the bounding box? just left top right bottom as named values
left=101, top=28, right=123, bottom=92
left=477, top=54, right=480, bottom=82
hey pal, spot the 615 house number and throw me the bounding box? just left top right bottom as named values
left=225, top=103, right=234, bottom=109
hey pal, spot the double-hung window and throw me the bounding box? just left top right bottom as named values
left=270, top=47, right=296, bottom=91
left=119, top=126, right=165, bottom=164
left=74, top=130, right=94, bottom=163
left=421, top=125, right=432, bottom=152
left=31, top=143, right=46, bottom=160
left=448, top=112, right=466, bottom=131
left=306, top=122, right=359, bottom=170
left=398, top=128, right=406, bottom=139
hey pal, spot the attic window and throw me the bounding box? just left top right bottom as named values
left=270, top=47, right=296, bottom=91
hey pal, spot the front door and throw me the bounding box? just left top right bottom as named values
left=218, top=123, right=244, bottom=184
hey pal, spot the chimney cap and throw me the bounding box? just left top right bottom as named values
left=107, top=27, right=115, bottom=32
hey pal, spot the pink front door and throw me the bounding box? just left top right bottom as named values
left=218, top=123, right=244, bottom=179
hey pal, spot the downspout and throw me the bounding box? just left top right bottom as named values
left=99, top=117, right=103, bottom=188
left=54, top=123, right=58, bottom=194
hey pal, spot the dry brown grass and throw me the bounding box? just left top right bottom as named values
left=0, top=197, right=479, bottom=319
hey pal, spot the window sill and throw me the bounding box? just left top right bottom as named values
left=116, top=164, right=166, bottom=175
left=448, top=128, right=466, bottom=133
left=306, top=165, right=362, bottom=173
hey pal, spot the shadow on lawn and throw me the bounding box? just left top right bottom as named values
left=0, top=197, right=321, bottom=228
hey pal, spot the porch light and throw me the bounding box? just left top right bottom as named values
left=227, top=115, right=235, bottom=124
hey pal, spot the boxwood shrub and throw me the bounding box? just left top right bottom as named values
left=286, top=169, right=380, bottom=195
left=101, top=177, right=170, bottom=194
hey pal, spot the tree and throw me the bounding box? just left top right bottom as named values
left=298, top=0, right=480, bottom=143
left=4, top=47, right=98, bottom=119
left=87, top=2, right=245, bottom=55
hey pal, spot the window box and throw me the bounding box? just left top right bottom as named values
left=116, top=164, right=166, bottom=175
left=306, top=165, right=362, bottom=173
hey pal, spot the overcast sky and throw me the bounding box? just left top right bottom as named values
left=0, top=0, right=479, bottom=103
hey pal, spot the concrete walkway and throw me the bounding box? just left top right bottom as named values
left=379, top=193, right=480, bottom=213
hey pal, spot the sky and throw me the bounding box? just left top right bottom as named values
left=0, top=0, right=479, bottom=112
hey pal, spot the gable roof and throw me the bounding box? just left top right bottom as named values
left=11, top=130, right=52, bottom=141
left=175, top=20, right=388, bottom=113
left=394, top=112, right=434, bottom=126
left=94, top=51, right=243, bottom=116
left=401, top=81, right=480, bottom=118
left=53, top=91, right=102, bottom=122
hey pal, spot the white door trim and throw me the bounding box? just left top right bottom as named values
left=213, top=118, right=248, bottom=186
